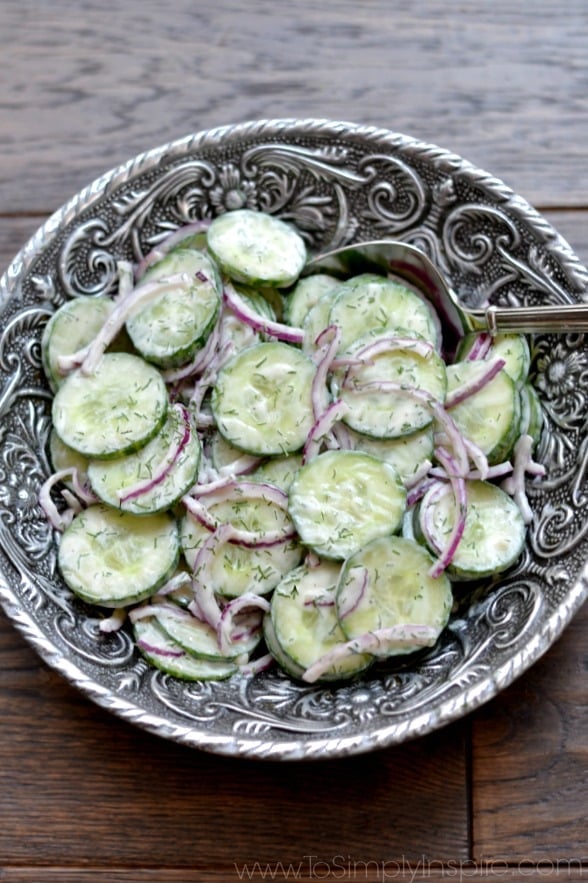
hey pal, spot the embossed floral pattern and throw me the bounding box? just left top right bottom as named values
left=0, top=120, right=587, bottom=759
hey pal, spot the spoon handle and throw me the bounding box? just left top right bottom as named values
left=469, top=303, right=588, bottom=335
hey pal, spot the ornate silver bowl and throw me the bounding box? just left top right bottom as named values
left=1, top=119, right=587, bottom=760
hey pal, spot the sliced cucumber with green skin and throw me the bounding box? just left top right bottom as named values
left=445, top=361, right=521, bottom=464
left=263, top=613, right=305, bottom=680
left=328, top=273, right=440, bottom=353
left=301, top=286, right=341, bottom=355
left=42, top=295, right=115, bottom=391
left=211, top=341, right=316, bottom=455
left=206, top=209, right=307, bottom=287
left=150, top=599, right=261, bottom=661
left=209, top=431, right=261, bottom=476
left=347, top=426, right=434, bottom=485
left=519, top=382, right=544, bottom=449
left=52, top=352, right=168, bottom=459
left=180, top=504, right=303, bottom=599
left=333, top=330, right=447, bottom=439
left=133, top=617, right=238, bottom=681
left=269, top=560, right=373, bottom=682
left=336, top=535, right=453, bottom=654
left=285, top=273, right=342, bottom=329
left=288, top=450, right=406, bottom=560
left=127, top=248, right=221, bottom=368
left=248, top=453, right=303, bottom=492
left=49, top=428, right=90, bottom=488
left=58, top=504, right=179, bottom=607
left=456, top=332, right=531, bottom=384
left=87, top=405, right=201, bottom=515
left=416, top=479, right=526, bottom=580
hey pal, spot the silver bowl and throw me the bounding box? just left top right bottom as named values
left=1, top=118, right=587, bottom=760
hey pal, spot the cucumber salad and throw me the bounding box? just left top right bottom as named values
left=39, top=208, right=545, bottom=684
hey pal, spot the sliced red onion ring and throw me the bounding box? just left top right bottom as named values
left=39, top=468, right=98, bottom=531
left=310, top=324, right=341, bottom=419
left=217, top=593, right=270, bottom=655
left=182, top=486, right=295, bottom=549
left=337, top=566, right=368, bottom=620
left=303, top=399, right=349, bottom=463
left=464, top=332, right=492, bottom=361
left=117, top=404, right=192, bottom=504
left=302, top=624, right=439, bottom=683
left=136, top=639, right=185, bottom=659
left=187, top=524, right=234, bottom=629
left=501, top=433, right=545, bottom=524
left=223, top=282, right=305, bottom=344
left=59, top=273, right=193, bottom=376
left=353, top=334, right=436, bottom=362
left=424, top=449, right=467, bottom=578
left=134, top=220, right=211, bottom=280
left=162, top=312, right=223, bottom=383
left=444, top=357, right=506, bottom=410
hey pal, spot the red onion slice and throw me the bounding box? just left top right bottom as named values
left=303, top=399, right=349, bottom=463
left=223, top=282, right=305, bottom=344
left=60, top=273, right=193, bottom=376
left=217, top=593, right=270, bottom=655
left=444, top=357, right=506, bottom=410
left=302, top=624, right=439, bottom=683
left=116, top=404, right=192, bottom=504
left=337, top=566, right=368, bottom=620
left=501, top=433, right=545, bottom=524
left=424, top=449, right=467, bottom=578
left=134, top=220, right=211, bottom=280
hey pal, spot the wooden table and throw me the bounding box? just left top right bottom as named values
left=0, top=2, right=586, bottom=880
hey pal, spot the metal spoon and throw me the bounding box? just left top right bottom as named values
left=304, top=239, right=588, bottom=354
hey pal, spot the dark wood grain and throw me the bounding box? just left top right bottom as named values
left=472, top=599, right=587, bottom=861
left=0, top=615, right=470, bottom=868
left=1, top=0, right=588, bottom=213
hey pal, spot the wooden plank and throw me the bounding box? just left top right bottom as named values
left=472, top=599, right=588, bottom=860
left=1, top=0, right=588, bottom=212
left=0, top=615, right=470, bottom=866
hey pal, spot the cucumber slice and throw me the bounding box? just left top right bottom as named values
left=519, top=382, right=544, bottom=448
left=301, top=286, right=341, bottom=355
left=328, top=273, right=440, bottom=352
left=150, top=599, right=261, bottom=661
left=52, top=352, right=168, bottom=459
left=348, top=426, right=434, bottom=485
left=133, top=617, right=237, bottom=681
left=333, top=330, right=447, bottom=439
left=48, top=428, right=90, bottom=488
left=180, top=499, right=303, bottom=599
left=269, top=560, right=372, bottom=682
left=127, top=248, right=221, bottom=368
left=87, top=405, right=200, bottom=514
left=285, top=273, right=342, bottom=328
left=446, top=361, right=521, bottom=464
left=263, top=614, right=306, bottom=680
left=58, top=504, right=179, bottom=607
left=248, top=453, right=303, bottom=493
left=288, top=450, right=406, bottom=560
left=336, top=535, right=453, bottom=654
left=416, top=479, right=526, bottom=580
left=207, top=209, right=307, bottom=287
left=42, top=295, right=115, bottom=391
left=211, top=341, right=316, bottom=455
left=456, top=332, right=531, bottom=384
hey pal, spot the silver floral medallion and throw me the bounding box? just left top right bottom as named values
left=1, top=119, right=587, bottom=760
